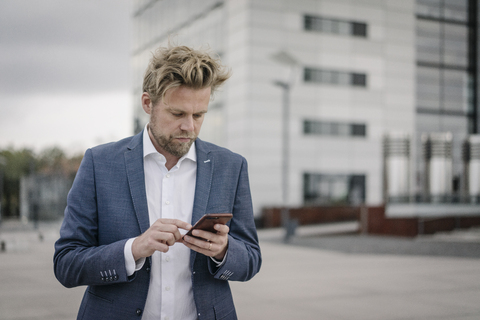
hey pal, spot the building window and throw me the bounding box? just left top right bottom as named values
left=304, top=68, right=367, bottom=87
left=415, top=0, right=475, bottom=125
left=351, top=73, right=367, bottom=86
left=303, top=173, right=366, bottom=205
left=416, top=0, right=468, bottom=22
left=351, top=22, right=368, bottom=37
left=304, top=120, right=367, bottom=137
left=351, top=123, right=367, bottom=136
left=304, top=15, right=367, bottom=38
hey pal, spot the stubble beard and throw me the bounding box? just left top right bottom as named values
left=149, top=124, right=196, bottom=158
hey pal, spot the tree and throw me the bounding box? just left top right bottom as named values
left=0, top=147, right=83, bottom=219
left=0, top=148, right=36, bottom=218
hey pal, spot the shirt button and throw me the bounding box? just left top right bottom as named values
left=166, top=174, right=170, bottom=178
left=165, top=286, right=170, bottom=291
left=165, top=256, right=170, bottom=262
left=165, top=200, right=170, bottom=205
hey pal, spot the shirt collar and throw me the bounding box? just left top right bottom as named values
left=142, top=124, right=197, bottom=165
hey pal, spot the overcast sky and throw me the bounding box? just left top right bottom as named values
left=0, top=0, right=133, bottom=155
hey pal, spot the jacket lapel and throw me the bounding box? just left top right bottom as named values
left=192, top=138, right=213, bottom=224
left=124, top=131, right=150, bottom=234
left=190, top=139, right=213, bottom=269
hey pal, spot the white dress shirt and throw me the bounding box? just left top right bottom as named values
left=124, top=127, right=197, bottom=320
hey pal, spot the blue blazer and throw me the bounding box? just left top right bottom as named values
left=54, top=132, right=262, bottom=320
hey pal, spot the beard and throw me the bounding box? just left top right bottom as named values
left=149, top=124, right=197, bottom=158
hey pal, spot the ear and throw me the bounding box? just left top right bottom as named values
left=141, top=92, right=153, bottom=115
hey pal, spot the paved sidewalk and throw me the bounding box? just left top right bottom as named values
left=0, top=221, right=479, bottom=319
left=232, top=224, right=480, bottom=320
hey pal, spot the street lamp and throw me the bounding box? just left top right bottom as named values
left=270, top=50, right=300, bottom=241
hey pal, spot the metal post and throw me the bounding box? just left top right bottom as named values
left=270, top=50, right=300, bottom=242
left=274, top=81, right=297, bottom=242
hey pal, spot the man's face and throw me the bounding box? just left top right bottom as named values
left=145, top=86, right=211, bottom=159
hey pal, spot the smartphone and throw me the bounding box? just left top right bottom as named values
left=184, top=213, right=233, bottom=240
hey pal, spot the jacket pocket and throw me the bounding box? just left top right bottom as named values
left=213, top=295, right=237, bottom=320
left=78, top=289, right=114, bottom=320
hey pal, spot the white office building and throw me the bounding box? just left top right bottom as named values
left=132, top=0, right=479, bottom=216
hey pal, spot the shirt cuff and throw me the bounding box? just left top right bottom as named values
left=124, top=238, right=146, bottom=276
left=209, top=250, right=228, bottom=267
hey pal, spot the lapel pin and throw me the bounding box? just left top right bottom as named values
left=204, top=159, right=211, bottom=163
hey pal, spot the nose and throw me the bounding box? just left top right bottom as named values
left=180, top=116, right=195, bottom=132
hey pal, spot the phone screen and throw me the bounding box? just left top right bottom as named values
left=184, top=213, right=233, bottom=240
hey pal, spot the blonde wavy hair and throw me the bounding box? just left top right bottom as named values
left=143, top=45, right=231, bottom=105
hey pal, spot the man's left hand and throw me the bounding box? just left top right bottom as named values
left=182, top=223, right=229, bottom=260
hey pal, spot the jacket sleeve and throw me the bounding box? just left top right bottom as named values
left=53, top=149, right=131, bottom=288
left=208, top=157, right=262, bottom=281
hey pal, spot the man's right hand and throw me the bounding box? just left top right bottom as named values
left=132, top=219, right=192, bottom=261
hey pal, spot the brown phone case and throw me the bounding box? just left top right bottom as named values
left=184, top=213, right=233, bottom=240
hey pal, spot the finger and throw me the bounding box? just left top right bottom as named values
left=183, top=236, right=215, bottom=256
left=214, top=224, right=229, bottom=235
left=153, top=220, right=190, bottom=242
left=159, top=218, right=192, bottom=231
left=154, top=232, right=177, bottom=246
left=191, top=229, right=214, bottom=241
left=152, top=241, right=170, bottom=253
left=133, top=234, right=170, bottom=259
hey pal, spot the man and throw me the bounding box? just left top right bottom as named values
left=54, top=45, right=262, bottom=320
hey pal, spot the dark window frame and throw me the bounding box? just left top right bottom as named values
left=303, top=120, right=367, bottom=138
left=304, top=67, right=368, bottom=88
left=304, top=14, right=368, bottom=38
left=303, top=173, right=366, bottom=205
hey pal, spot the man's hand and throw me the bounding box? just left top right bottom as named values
left=182, top=224, right=229, bottom=260
left=132, top=219, right=192, bottom=261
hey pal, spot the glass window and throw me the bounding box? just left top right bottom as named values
left=351, top=22, right=367, bottom=37
left=416, top=20, right=441, bottom=64
left=417, top=67, right=441, bottom=110
left=321, top=122, right=332, bottom=135
left=304, top=68, right=366, bottom=88
left=416, top=0, right=442, bottom=18
left=338, top=72, right=351, bottom=85
left=351, top=73, right=367, bottom=87
left=338, top=21, right=351, bottom=35
left=443, top=0, right=468, bottom=22
left=321, top=18, right=335, bottom=33
left=304, top=15, right=367, bottom=38
left=304, top=68, right=315, bottom=82
left=467, top=74, right=475, bottom=114
left=304, top=120, right=367, bottom=138
left=337, top=123, right=351, bottom=136
left=443, top=24, right=468, bottom=66
left=303, top=173, right=366, bottom=205
left=442, top=69, right=468, bottom=112
left=351, top=124, right=367, bottom=136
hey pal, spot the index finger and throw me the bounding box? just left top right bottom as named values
left=160, top=218, right=192, bottom=230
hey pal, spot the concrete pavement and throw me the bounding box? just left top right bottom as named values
left=232, top=224, right=480, bottom=320
left=0, top=220, right=479, bottom=319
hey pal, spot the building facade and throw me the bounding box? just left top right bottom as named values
left=132, top=0, right=479, bottom=216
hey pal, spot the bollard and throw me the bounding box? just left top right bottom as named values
left=1, top=241, right=5, bottom=252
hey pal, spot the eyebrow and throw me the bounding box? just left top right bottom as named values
left=167, top=107, right=208, bottom=114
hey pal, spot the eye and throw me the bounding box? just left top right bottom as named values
left=193, top=114, right=204, bottom=119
